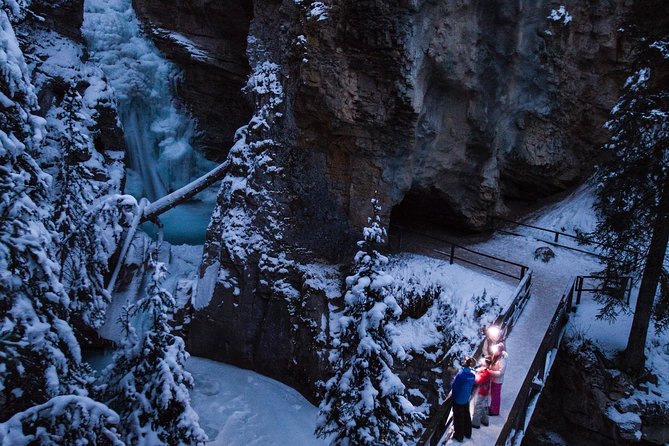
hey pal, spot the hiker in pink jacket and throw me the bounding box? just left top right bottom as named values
left=488, top=342, right=508, bottom=416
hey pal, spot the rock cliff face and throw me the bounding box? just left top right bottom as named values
left=26, top=0, right=126, bottom=159
left=31, top=0, right=85, bottom=42
left=525, top=341, right=669, bottom=446
left=131, top=0, right=641, bottom=399
left=135, top=0, right=632, bottom=235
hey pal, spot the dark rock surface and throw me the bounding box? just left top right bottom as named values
left=132, top=0, right=253, bottom=159
left=31, top=0, right=84, bottom=42
left=525, top=341, right=669, bottom=446
left=135, top=0, right=634, bottom=237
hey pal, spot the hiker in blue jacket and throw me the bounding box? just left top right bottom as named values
left=450, top=356, right=476, bottom=442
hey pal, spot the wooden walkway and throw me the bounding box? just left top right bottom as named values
left=392, top=225, right=597, bottom=445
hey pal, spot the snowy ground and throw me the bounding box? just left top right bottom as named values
left=82, top=352, right=327, bottom=446
left=100, top=238, right=203, bottom=341
left=184, top=256, right=515, bottom=446
left=187, top=357, right=328, bottom=446
left=96, top=183, right=667, bottom=445
left=386, top=254, right=515, bottom=363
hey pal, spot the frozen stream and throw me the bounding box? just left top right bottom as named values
left=83, top=352, right=327, bottom=446
left=82, top=0, right=217, bottom=244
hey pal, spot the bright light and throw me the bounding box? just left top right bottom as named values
left=487, top=325, right=501, bottom=342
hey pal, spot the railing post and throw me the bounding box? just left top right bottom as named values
left=576, top=276, right=583, bottom=305
left=521, top=265, right=527, bottom=280
left=449, top=244, right=455, bottom=265
left=554, top=232, right=559, bottom=243
left=568, top=280, right=575, bottom=312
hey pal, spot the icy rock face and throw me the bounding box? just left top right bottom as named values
left=132, top=0, right=253, bottom=159
left=83, top=0, right=217, bottom=202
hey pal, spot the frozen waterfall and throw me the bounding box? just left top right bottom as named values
left=82, top=0, right=217, bottom=244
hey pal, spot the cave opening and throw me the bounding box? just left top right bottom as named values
left=389, top=186, right=465, bottom=236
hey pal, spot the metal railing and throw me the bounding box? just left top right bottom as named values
left=416, top=269, right=533, bottom=446
left=494, top=278, right=576, bottom=446
left=390, top=225, right=528, bottom=281
left=493, top=217, right=587, bottom=245
left=492, top=217, right=640, bottom=265
left=574, top=275, right=633, bottom=306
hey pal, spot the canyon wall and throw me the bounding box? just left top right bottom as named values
left=28, top=0, right=126, bottom=155
left=135, top=0, right=633, bottom=236
left=525, top=341, right=669, bottom=446
left=131, top=0, right=639, bottom=399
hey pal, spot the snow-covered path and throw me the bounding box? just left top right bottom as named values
left=428, top=234, right=600, bottom=445
left=457, top=270, right=572, bottom=445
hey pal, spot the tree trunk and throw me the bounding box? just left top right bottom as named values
left=622, top=176, right=669, bottom=375
left=141, top=159, right=230, bottom=223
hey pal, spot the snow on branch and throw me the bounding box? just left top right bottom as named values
left=0, top=395, right=124, bottom=446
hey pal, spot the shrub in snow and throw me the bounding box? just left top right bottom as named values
left=0, top=395, right=124, bottom=446
left=533, top=246, right=556, bottom=263
left=316, top=199, right=422, bottom=446
left=0, top=2, right=94, bottom=419
left=472, top=289, right=501, bottom=321
left=104, top=258, right=207, bottom=446
left=395, top=279, right=442, bottom=320
left=384, top=254, right=503, bottom=367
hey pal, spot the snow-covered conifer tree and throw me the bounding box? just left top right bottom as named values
left=592, top=36, right=669, bottom=374
left=316, top=198, right=421, bottom=446
left=104, top=257, right=207, bottom=446
left=51, top=85, right=129, bottom=335
left=0, top=0, right=94, bottom=419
